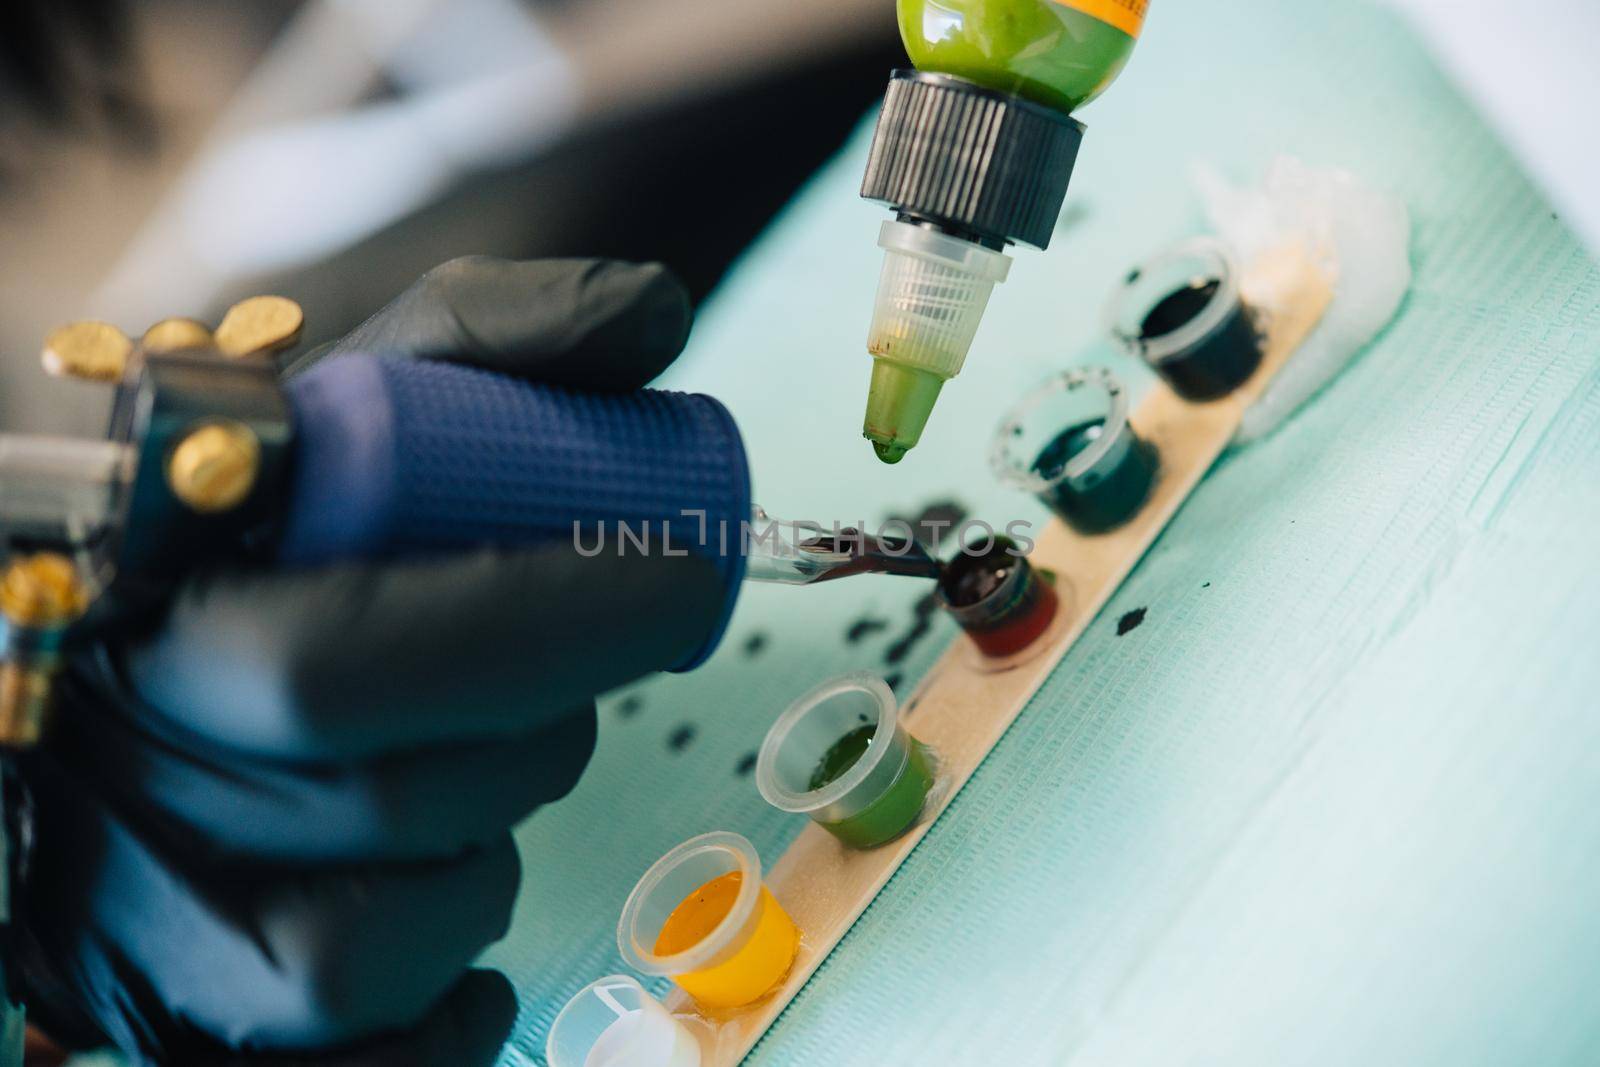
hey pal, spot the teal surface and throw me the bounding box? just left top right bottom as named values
left=490, top=2, right=1600, bottom=1065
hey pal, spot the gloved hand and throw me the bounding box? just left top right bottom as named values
left=9, top=257, right=727, bottom=1066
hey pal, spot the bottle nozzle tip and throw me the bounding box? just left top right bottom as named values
left=863, top=361, right=944, bottom=467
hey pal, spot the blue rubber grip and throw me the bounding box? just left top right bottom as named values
left=278, top=354, right=750, bottom=669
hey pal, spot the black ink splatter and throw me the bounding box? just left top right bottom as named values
left=884, top=671, right=904, bottom=692
left=667, top=725, right=696, bottom=752
left=743, top=632, right=769, bottom=657
left=734, top=752, right=757, bottom=777
left=1116, top=607, right=1147, bottom=636
left=888, top=499, right=970, bottom=557
left=884, top=590, right=941, bottom=665
left=617, top=695, right=643, bottom=719
left=1201, top=582, right=1211, bottom=589
left=846, top=617, right=889, bottom=645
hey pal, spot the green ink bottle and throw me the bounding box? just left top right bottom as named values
left=859, top=0, right=1149, bottom=464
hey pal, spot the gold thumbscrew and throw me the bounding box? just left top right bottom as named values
left=40, top=321, right=134, bottom=382
left=215, top=296, right=304, bottom=358
left=0, top=554, right=89, bottom=748
left=42, top=294, right=305, bottom=380
left=166, top=421, right=262, bottom=514
left=141, top=317, right=216, bottom=354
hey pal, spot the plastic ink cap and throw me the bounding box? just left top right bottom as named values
left=617, top=832, right=799, bottom=1010
left=1105, top=237, right=1263, bottom=400
left=991, top=367, right=1157, bottom=534
left=546, top=975, right=700, bottom=1067
left=756, top=672, right=934, bottom=848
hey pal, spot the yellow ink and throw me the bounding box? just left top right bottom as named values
left=655, top=871, right=799, bottom=1010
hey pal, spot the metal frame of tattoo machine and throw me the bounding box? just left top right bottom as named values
left=1104, top=236, right=1265, bottom=401
left=1, top=303, right=301, bottom=751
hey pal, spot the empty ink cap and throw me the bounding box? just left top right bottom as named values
left=756, top=672, right=934, bottom=848
left=1104, top=237, right=1263, bottom=400
left=863, top=220, right=1011, bottom=463
left=546, top=975, right=700, bottom=1067
left=991, top=367, right=1157, bottom=533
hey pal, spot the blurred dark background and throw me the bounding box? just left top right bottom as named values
left=0, top=0, right=901, bottom=433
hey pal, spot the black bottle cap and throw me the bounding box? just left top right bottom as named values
left=860, top=70, right=1085, bottom=251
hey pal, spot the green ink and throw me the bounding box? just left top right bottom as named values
left=811, top=728, right=937, bottom=850
left=810, top=724, right=877, bottom=791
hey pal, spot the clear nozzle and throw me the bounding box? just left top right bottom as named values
left=742, top=506, right=941, bottom=585
left=863, top=219, right=1011, bottom=463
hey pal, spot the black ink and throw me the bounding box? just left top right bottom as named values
left=884, top=591, right=940, bottom=666
left=845, top=617, right=890, bottom=645
left=1140, top=278, right=1262, bottom=400
left=1032, top=417, right=1157, bottom=534
left=1116, top=607, right=1147, bottom=636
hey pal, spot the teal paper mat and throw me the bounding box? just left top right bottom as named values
left=480, top=1, right=1600, bottom=1064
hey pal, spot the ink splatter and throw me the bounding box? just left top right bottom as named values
left=1057, top=201, right=1091, bottom=232
left=884, top=591, right=941, bottom=665
left=617, top=695, right=643, bottom=719
left=884, top=671, right=904, bottom=692
left=734, top=752, right=757, bottom=777
left=846, top=617, right=890, bottom=645
left=1116, top=607, right=1147, bottom=636
left=743, top=632, right=769, bottom=657
left=667, top=725, right=697, bottom=752
left=855, top=498, right=970, bottom=677
left=889, top=499, right=969, bottom=557
left=1201, top=582, right=1211, bottom=588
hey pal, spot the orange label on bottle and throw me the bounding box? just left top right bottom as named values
left=1053, top=0, right=1147, bottom=38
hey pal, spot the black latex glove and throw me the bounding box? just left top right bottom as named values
left=10, top=258, right=726, bottom=1066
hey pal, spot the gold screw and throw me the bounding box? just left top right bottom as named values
left=142, top=317, right=216, bottom=354
left=0, top=553, right=87, bottom=629
left=0, top=665, right=54, bottom=747
left=0, top=554, right=89, bottom=748
left=41, top=321, right=134, bottom=382
left=215, top=296, right=304, bottom=358
left=166, top=421, right=262, bottom=514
